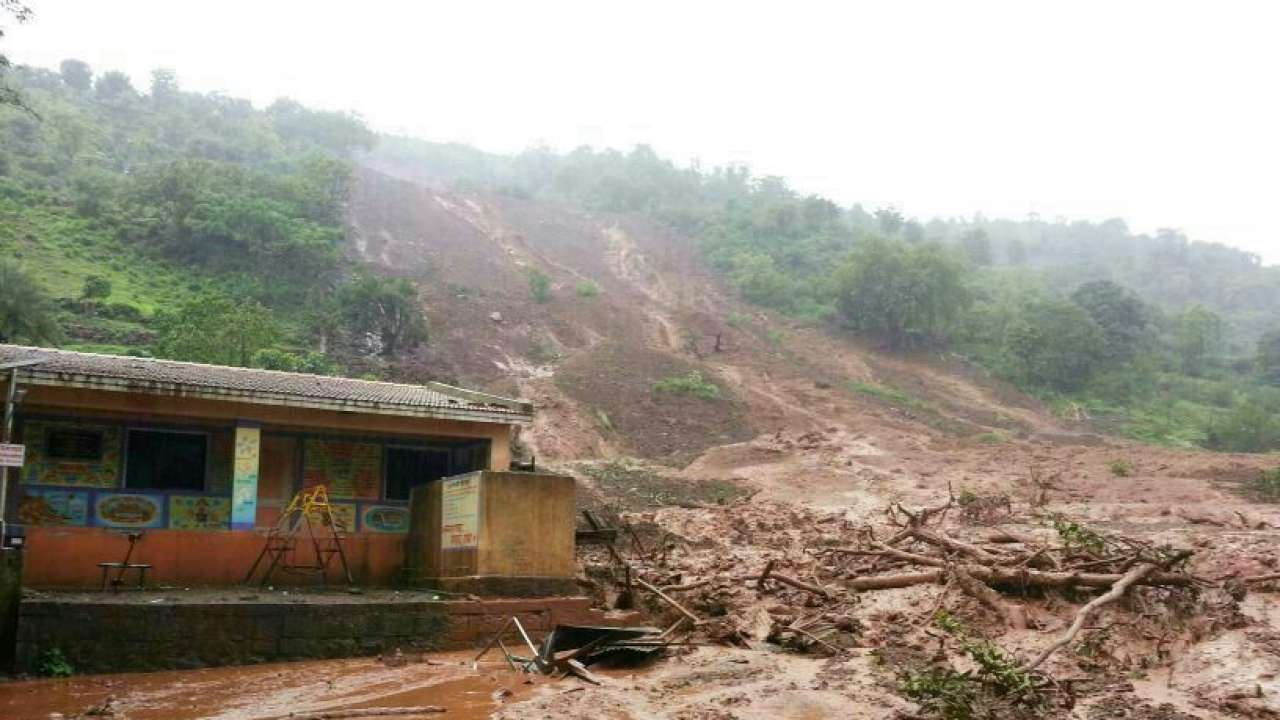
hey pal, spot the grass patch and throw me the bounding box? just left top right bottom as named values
left=1254, top=469, right=1280, bottom=502
left=579, top=459, right=746, bottom=509
left=574, top=280, right=600, bottom=298
left=654, top=370, right=721, bottom=400
left=1108, top=459, right=1133, bottom=477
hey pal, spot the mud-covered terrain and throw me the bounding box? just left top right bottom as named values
left=342, top=164, right=1280, bottom=718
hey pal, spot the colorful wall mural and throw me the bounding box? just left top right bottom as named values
left=21, top=421, right=122, bottom=488
left=170, top=496, right=231, bottom=530
left=17, top=489, right=90, bottom=526
left=302, top=440, right=382, bottom=500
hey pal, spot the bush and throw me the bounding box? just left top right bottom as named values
left=1205, top=401, right=1280, bottom=452
left=81, top=275, right=112, bottom=300
left=99, top=302, right=145, bottom=322
left=1108, top=459, right=1133, bottom=477
left=37, top=647, right=74, bottom=677
left=1256, top=469, right=1280, bottom=502
left=528, top=269, right=552, bottom=303
left=653, top=370, right=721, bottom=400
left=574, top=280, right=599, bottom=298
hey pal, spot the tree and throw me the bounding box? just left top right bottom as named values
left=1001, top=299, right=1105, bottom=392
left=81, top=275, right=112, bottom=301
left=153, top=294, right=279, bottom=366
left=0, top=260, right=63, bottom=345
left=1071, top=280, right=1149, bottom=364
left=874, top=207, right=905, bottom=236
left=1173, top=305, right=1223, bottom=376
left=149, top=67, right=179, bottom=102
left=59, top=58, right=92, bottom=91
left=94, top=70, right=136, bottom=102
left=833, top=236, right=969, bottom=349
left=251, top=348, right=335, bottom=375
left=339, top=274, right=428, bottom=356
left=959, top=228, right=993, bottom=266
left=1258, top=330, right=1280, bottom=386
left=528, top=269, right=552, bottom=303
left=0, top=1, right=32, bottom=108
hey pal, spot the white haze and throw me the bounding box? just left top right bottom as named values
left=10, top=0, right=1280, bottom=263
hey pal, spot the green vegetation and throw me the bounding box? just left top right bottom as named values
left=0, top=61, right=425, bottom=375
left=36, top=647, right=74, bottom=677
left=1108, top=459, right=1133, bottom=478
left=1052, top=515, right=1106, bottom=555
left=900, top=612, right=1042, bottom=720
left=653, top=370, right=722, bottom=400
left=574, top=279, right=600, bottom=298
left=0, top=260, right=63, bottom=344
left=528, top=269, right=552, bottom=303
left=154, top=294, right=278, bottom=367
left=1254, top=468, right=1280, bottom=502
left=847, top=380, right=914, bottom=406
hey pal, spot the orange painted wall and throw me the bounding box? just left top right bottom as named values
left=23, top=525, right=406, bottom=588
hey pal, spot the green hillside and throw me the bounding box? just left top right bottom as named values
left=0, top=62, right=423, bottom=371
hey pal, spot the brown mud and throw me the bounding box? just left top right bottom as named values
left=0, top=651, right=552, bottom=720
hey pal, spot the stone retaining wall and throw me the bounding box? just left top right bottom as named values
left=15, top=597, right=606, bottom=674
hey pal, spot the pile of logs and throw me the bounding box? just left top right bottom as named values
left=599, top=492, right=1207, bottom=670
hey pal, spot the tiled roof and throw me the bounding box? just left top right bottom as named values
left=0, top=345, right=532, bottom=423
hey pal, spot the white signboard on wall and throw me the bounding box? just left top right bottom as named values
left=441, top=473, right=480, bottom=549
left=0, top=443, right=24, bottom=468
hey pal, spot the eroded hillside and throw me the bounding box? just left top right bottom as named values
left=345, top=165, right=1280, bottom=718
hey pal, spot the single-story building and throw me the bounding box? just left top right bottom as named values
left=0, top=344, right=535, bottom=587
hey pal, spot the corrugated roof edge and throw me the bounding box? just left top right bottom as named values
left=0, top=344, right=534, bottom=424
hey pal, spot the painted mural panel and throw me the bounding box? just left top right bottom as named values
left=308, top=501, right=356, bottom=533
left=22, top=421, right=122, bottom=488
left=169, top=496, right=231, bottom=530
left=302, top=440, right=381, bottom=500
left=17, top=488, right=90, bottom=526
left=94, top=493, right=165, bottom=528
left=231, top=426, right=261, bottom=530
left=360, top=504, right=410, bottom=533
left=441, top=473, right=480, bottom=549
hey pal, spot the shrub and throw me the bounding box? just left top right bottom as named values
left=1205, top=401, right=1280, bottom=452
left=1255, top=469, right=1280, bottom=502
left=37, top=647, right=74, bottom=677
left=653, top=370, right=721, bottom=400
left=1108, top=459, right=1133, bottom=477
left=81, top=275, right=112, bottom=300
left=574, top=280, right=599, bottom=298
left=100, top=302, right=145, bottom=322
left=528, top=269, right=552, bottom=303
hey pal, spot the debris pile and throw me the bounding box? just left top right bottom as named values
left=574, top=486, right=1255, bottom=716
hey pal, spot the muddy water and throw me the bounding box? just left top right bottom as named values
left=0, top=651, right=553, bottom=720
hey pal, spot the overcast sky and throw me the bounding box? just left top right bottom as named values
left=9, top=1, right=1279, bottom=263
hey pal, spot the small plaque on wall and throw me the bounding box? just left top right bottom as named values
left=441, top=473, right=480, bottom=549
